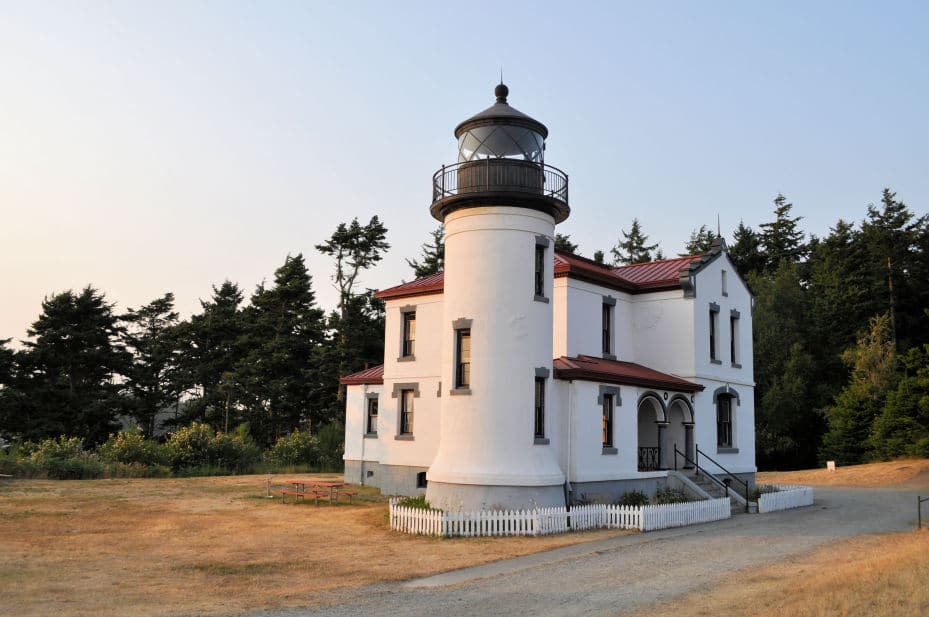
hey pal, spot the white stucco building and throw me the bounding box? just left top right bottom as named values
left=341, top=84, right=755, bottom=511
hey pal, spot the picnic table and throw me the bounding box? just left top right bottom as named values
left=281, top=479, right=357, bottom=505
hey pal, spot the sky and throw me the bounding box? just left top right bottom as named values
left=2, top=1, right=928, bottom=344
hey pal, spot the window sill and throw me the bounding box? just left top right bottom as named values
left=602, top=353, right=616, bottom=361
left=716, top=447, right=739, bottom=454
left=534, top=294, right=550, bottom=304
left=722, top=291, right=728, bottom=297
left=397, top=355, right=415, bottom=363
left=710, top=359, right=722, bottom=365
left=364, top=433, right=378, bottom=439
left=601, top=447, right=618, bottom=455
left=731, top=362, right=742, bottom=369
left=449, top=388, right=472, bottom=396
left=395, top=434, right=414, bottom=441
left=534, top=437, right=550, bottom=445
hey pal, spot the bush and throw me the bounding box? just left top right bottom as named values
left=29, top=436, right=103, bottom=480
left=616, top=490, right=650, bottom=507
left=396, top=495, right=434, bottom=510
left=750, top=484, right=781, bottom=501
left=652, top=487, right=691, bottom=504
left=165, top=422, right=260, bottom=474
left=315, top=421, right=344, bottom=471
left=97, top=427, right=170, bottom=467
left=268, top=429, right=319, bottom=468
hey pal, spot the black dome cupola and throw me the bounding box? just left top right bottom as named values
left=430, top=84, right=569, bottom=223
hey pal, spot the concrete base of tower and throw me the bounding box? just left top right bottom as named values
left=425, top=481, right=566, bottom=511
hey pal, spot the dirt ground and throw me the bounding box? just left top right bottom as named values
left=0, top=474, right=629, bottom=617
left=758, top=457, right=929, bottom=487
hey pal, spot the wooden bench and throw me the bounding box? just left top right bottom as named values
left=281, top=489, right=329, bottom=505
left=336, top=489, right=357, bottom=504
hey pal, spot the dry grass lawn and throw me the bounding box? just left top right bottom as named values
left=0, top=475, right=630, bottom=617
left=758, top=457, right=929, bottom=487
left=622, top=530, right=929, bottom=617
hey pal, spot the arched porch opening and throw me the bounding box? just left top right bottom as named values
left=637, top=393, right=665, bottom=471
left=666, top=395, right=695, bottom=469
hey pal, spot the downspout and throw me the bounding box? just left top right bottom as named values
left=360, top=384, right=368, bottom=485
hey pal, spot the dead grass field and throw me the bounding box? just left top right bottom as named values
left=758, top=457, right=929, bottom=487
left=623, top=529, right=929, bottom=617
left=0, top=475, right=630, bottom=617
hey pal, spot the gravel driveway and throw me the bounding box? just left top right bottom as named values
left=254, top=483, right=927, bottom=617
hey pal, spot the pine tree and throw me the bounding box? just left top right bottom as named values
left=759, top=194, right=807, bottom=270
left=406, top=225, right=444, bottom=277
left=0, top=339, right=19, bottom=438
left=611, top=218, right=659, bottom=265
left=820, top=313, right=898, bottom=465
left=869, top=341, right=929, bottom=459
left=729, top=221, right=765, bottom=277
left=239, top=254, right=328, bottom=444
left=121, top=293, right=180, bottom=436
left=593, top=250, right=605, bottom=264
left=554, top=233, right=578, bottom=253
left=17, top=287, right=129, bottom=443
left=681, top=225, right=716, bottom=256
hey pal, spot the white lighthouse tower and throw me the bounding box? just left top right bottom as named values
left=425, top=84, right=570, bottom=510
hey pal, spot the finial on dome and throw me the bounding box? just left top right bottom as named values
left=495, top=82, right=509, bottom=103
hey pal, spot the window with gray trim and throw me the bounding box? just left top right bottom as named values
left=730, top=309, right=740, bottom=366
left=716, top=395, right=733, bottom=448
left=534, top=236, right=549, bottom=302
left=455, top=328, right=471, bottom=388
left=602, top=295, right=615, bottom=357
left=401, top=311, right=416, bottom=358
left=534, top=376, right=546, bottom=440
left=399, top=389, right=414, bottom=435
left=602, top=393, right=614, bottom=448
left=709, top=303, right=720, bottom=362
left=366, top=396, right=378, bottom=435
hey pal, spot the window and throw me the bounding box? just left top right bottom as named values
left=365, top=397, right=378, bottom=435
left=534, top=235, right=549, bottom=302
left=730, top=309, right=741, bottom=367
left=401, top=311, right=416, bottom=358
left=602, top=296, right=615, bottom=358
left=399, top=389, right=414, bottom=435
left=717, top=396, right=733, bottom=448
left=416, top=471, right=428, bottom=488
left=602, top=393, right=614, bottom=448
left=534, top=377, right=546, bottom=440
left=709, top=303, right=720, bottom=363
left=535, top=245, right=545, bottom=297
left=455, top=328, right=471, bottom=389
left=721, top=270, right=728, bottom=296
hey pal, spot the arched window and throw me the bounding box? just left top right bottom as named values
left=713, top=386, right=740, bottom=450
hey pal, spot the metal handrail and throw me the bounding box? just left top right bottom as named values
left=432, top=160, right=569, bottom=205
left=674, top=444, right=751, bottom=513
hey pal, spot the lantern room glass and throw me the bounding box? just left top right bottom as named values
left=458, top=125, right=545, bottom=163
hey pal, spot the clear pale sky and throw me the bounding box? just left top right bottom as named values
left=2, top=1, right=927, bottom=344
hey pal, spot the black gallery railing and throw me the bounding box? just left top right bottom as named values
left=638, top=446, right=660, bottom=472
left=432, top=159, right=569, bottom=205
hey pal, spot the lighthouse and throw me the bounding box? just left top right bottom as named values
left=424, top=84, right=570, bottom=510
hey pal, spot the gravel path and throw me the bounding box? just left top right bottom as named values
left=253, top=484, right=927, bottom=617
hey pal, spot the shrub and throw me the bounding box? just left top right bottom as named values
left=29, top=436, right=103, bottom=480
left=750, top=484, right=781, bottom=501
left=396, top=495, right=435, bottom=510
left=616, top=490, right=650, bottom=507
left=652, top=487, right=691, bottom=504
left=97, top=427, right=170, bottom=467
left=315, top=421, right=344, bottom=471
left=165, top=422, right=260, bottom=474
left=268, top=429, right=319, bottom=468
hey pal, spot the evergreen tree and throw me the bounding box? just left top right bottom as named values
left=175, top=281, right=247, bottom=430
left=16, top=287, right=128, bottom=443
left=593, top=250, right=605, bottom=264
left=239, top=254, right=328, bottom=444
left=759, top=193, right=807, bottom=270
left=682, top=225, right=716, bottom=256
left=820, top=313, right=898, bottom=465
left=406, top=225, right=444, bottom=278
left=729, top=221, right=765, bottom=277
left=554, top=233, right=578, bottom=253
left=0, top=339, right=19, bottom=438
left=316, top=216, right=389, bottom=404
left=859, top=189, right=928, bottom=350
left=121, top=293, right=180, bottom=435
left=869, top=340, right=929, bottom=459
left=611, top=218, right=659, bottom=265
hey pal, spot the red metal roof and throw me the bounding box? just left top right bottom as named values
left=374, top=251, right=707, bottom=300
left=339, top=364, right=384, bottom=385
left=613, top=254, right=704, bottom=289
left=374, top=271, right=445, bottom=300
left=553, top=355, right=704, bottom=392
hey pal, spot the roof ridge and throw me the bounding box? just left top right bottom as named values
left=614, top=254, right=705, bottom=269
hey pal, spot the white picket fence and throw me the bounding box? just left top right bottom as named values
left=757, top=484, right=814, bottom=513
left=389, top=497, right=730, bottom=537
